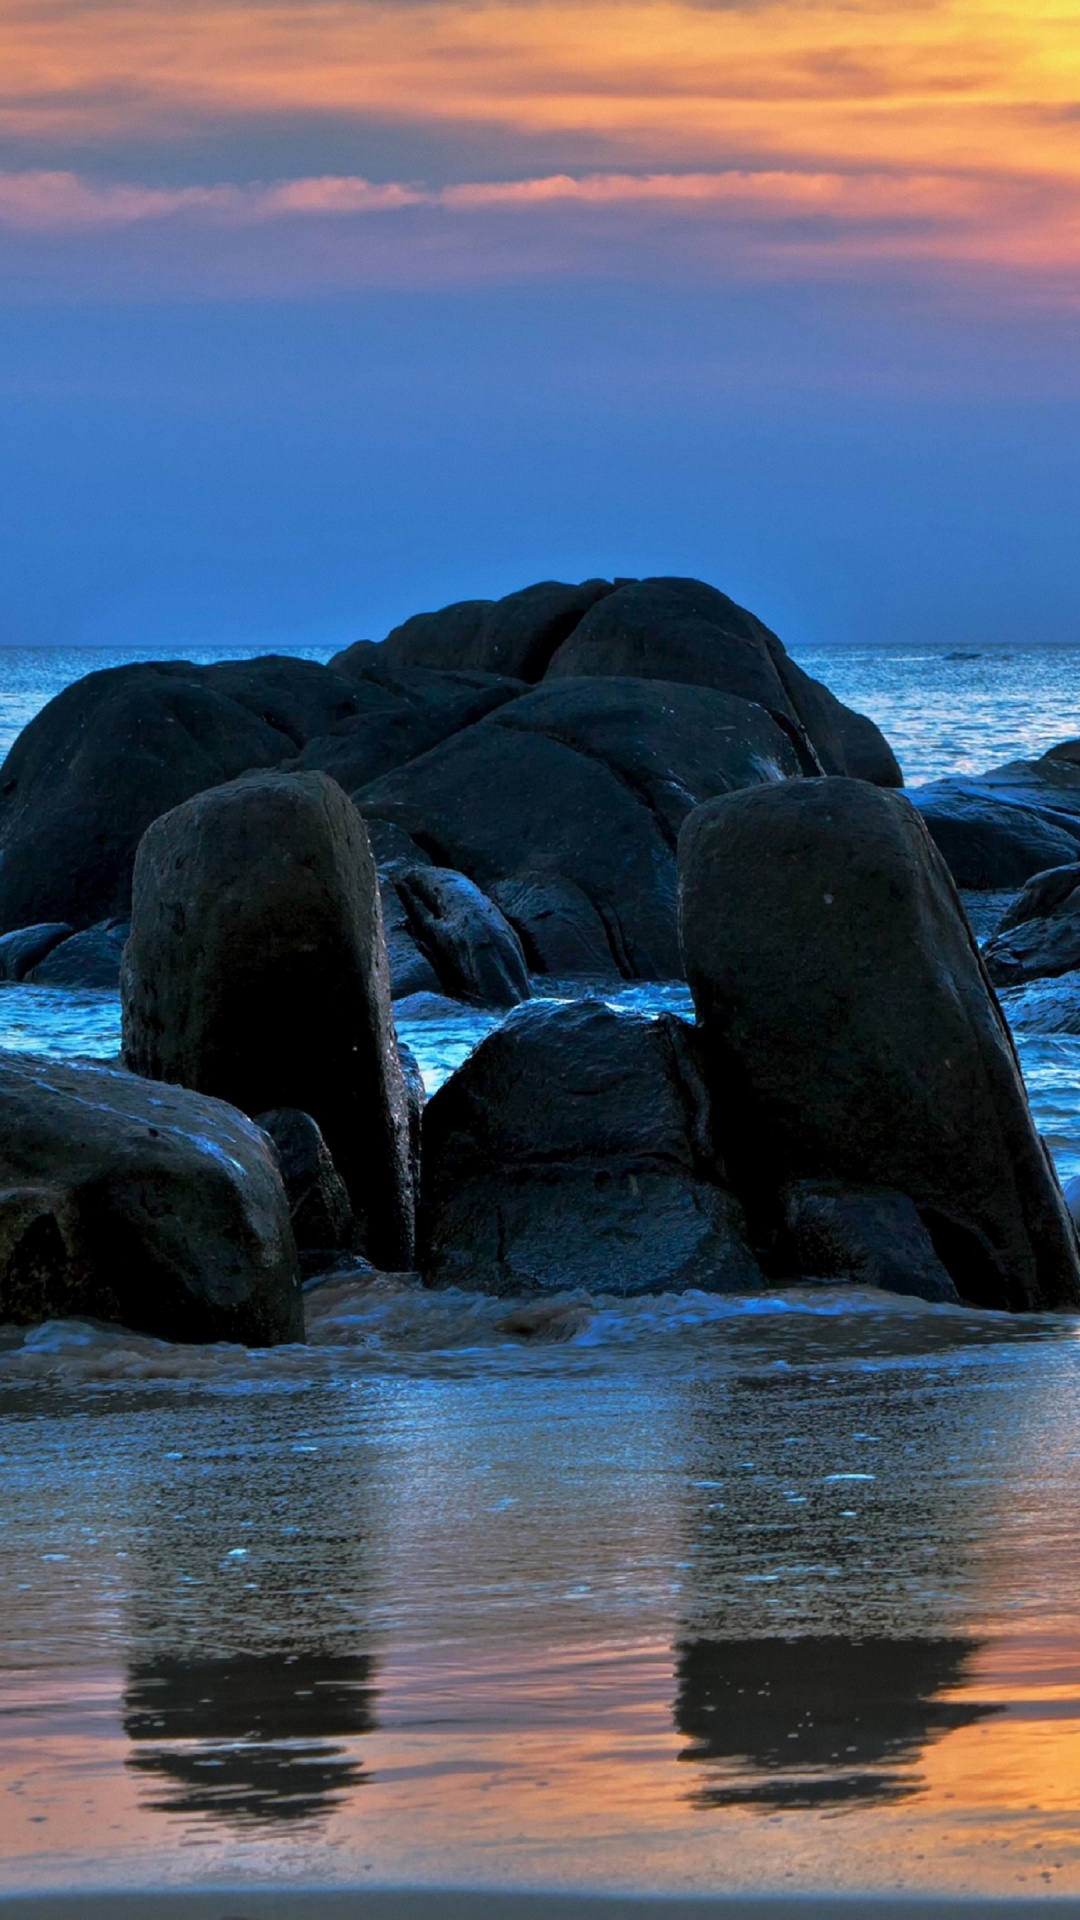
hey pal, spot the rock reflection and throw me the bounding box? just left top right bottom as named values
left=675, top=1635, right=996, bottom=1808
left=124, top=1649, right=375, bottom=1826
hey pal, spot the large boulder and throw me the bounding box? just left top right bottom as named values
left=0, top=1053, right=302, bottom=1344
left=0, top=922, right=72, bottom=982
left=121, top=768, right=414, bottom=1271
left=255, top=1107, right=356, bottom=1264
left=28, top=919, right=129, bottom=988
left=982, top=861, right=1080, bottom=987
left=912, top=780, right=1080, bottom=889
left=678, top=778, right=1080, bottom=1311
left=419, top=998, right=763, bottom=1296
left=544, top=578, right=901, bottom=787
left=355, top=677, right=804, bottom=981
left=0, top=657, right=361, bottom=935
left=375, top=580, right=616, bottom=680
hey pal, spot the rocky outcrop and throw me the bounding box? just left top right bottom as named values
left=679, top=778, right=1080, bottom=1311
left=419, top=998, right=762, bottom=1296
left=0, top=922, right=72, bottom=982
left=0, top=1052, right=302, bottom=1344
left=912, top=781, right=1080, bottom=889
left=393, top=866, right=530, bottom=1008
left=299, top=658, right=525, bottom=793
left=121, top=768, right=414, bottom=1271
left=0, top=656, right=361, bottom=935
left=255, top=1107, right=356, bottom=1265
left=544, top=578, right=901, bottom=787
left=356, top=676, right=803, bottom=981
left=376, top=579, right=616, bottom=680
left=982, top=861, right=1080, bottom=986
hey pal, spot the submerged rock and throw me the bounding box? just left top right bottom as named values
left=419, top=998, right=762, bottom=1296
left=679, top=778, right=1080, bottom=1311
left=0, top=1052, right=302, bottom=1344
left=121, top=768, right=415, bottom=1271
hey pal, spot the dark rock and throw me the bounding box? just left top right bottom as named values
left=544, top=577, right=899, bottom=785
left=255, top=1107, right=356, bottom=1258
left=379, top=874, right=443, bottom=1000
left=912, top=781, right=1080, bottom=888
left=366, top=819, right=432, bottom=874
left=356, top=722, right=682, bottom=979
left=998, top=973, right=1080, bottom=1035
left=489, top=676, right=803, bottom=843
left=398, top=1041, right=425, bottom=1208
left=121, top=768, right=414, bottom=1271
left=489, top=873, right=620, bottom=978
left=296, top=663, right=525, bottom=793
left=996, top=862, right=1080, bottom=934
left=419, top=998, right=763, bottom=1296
left=984, top=905, right=1080, bottom=988
left=393, top=990, right=472, bottom=1023
left=394, top=866, right=531, bottom=1007
left=0, top=1052, right=302, bottom=1344
left=679, top=778, right=1080, bottom=1311
left=1065, top=1175, right=1080, bottom=1237
left=29, top=919, right=129, bottom=988
left=377, top=580, right=615, bottom=680
left=0, top=657, right=361, bottom=936
left=0, top=922, right=72, bottom=982
left=782, top=1181, right=961, bottom=1304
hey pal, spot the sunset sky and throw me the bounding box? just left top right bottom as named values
left=2, top=0, right=1080, bottom=648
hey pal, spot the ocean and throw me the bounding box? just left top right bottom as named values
left=4, top=640, right=1080, bottom=1901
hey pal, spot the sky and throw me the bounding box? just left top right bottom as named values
left=1, top=0, right=1080, bottom=650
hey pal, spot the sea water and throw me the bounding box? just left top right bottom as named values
left=4, top=641, right=1080, bottom=1900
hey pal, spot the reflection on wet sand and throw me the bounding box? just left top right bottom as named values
left=124, top=1651, right=375, bottom=1826
left=674, top=1635, right=995, bottom=1808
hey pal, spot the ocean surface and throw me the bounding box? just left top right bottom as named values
left=4, top=640, right=1080, bottom=1900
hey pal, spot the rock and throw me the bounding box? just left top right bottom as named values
left=679, top=778, right=1080, bottom=1311
left=782, top=1182, right=961, bottom=1303
left=984, top=902, right=1080, bottom=988
left=121, top=768, right=414, bottom=1271
left=489, top=676, right=803, bottom=842
left=996, top=862, right=1080, bottom=934
left=0, top=1052, right=302, bottom=1344
left=489, top=873, right=620, bottom=978
left=0, top=922, right=72, bottom=982
left=255, top=1108, right=356, bottom=1260
left=0, top=657, right=361, bottom=935
left=912, top=781, right=1080, bottom=889
left=398, top=1041, right=425, bottom=1208
left=356, top=722, right=681, bottom=979
left=1064, top=1175, right=1080, bottom=1237
left=394, top=866, right=531, bottom=1007
left=392, top=990, right=470, bottom=1023
left=379, top=875, right=443, bottom=1000
left=997, top=973, right=1080, bottom=1035
left=419, top=998, right=763, bottom=1296
left=376, top=579, right=615, bottom=680
left=29, top=919, right=129, bottom=988
left=366, top=819, right=432, bottom=874
left=544, top=577, right=899, bottom=785
left=296, top=662, right=525, bottom=793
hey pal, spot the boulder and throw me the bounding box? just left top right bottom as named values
left=394, top=866, right=531, bottom=1007
left=679, top=778, right=1080, bottom=1311
left=357, top=723, right=681, bottom=978
left=376, top=579, right=615, bottom=680
left=419, top=998, right=763, bottom=1296
left=488, top=873, right=620, bottom=978
left=984, top=902, right=1080, bottom=989
left=0, top=922, right=72, bottom=982
left=297, top=662, right=525, bottom=794
left=29, top=919, right=129, bottom=989
left=997, top=973, right=1080, bottom=1035
left=544, top=577, right=900, bottom=786
left=782, top=1182, right=961, bottom=1304
left=255, top=1108, right=356, bottom=1262
left=996, top=862, right=1080, bottom=934
left=912, top=781, right=1080, bottom=889
left=121, top=768, right=414, bottom=1271
left=0, top=657, right=360, bottom=935
left=0, top=1052, right=302, bottom=1344
left=378, top=875, right=443, bottom=1000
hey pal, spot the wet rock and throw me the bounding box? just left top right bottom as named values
left=679, top=778, right=1080, bottom=1311
left=488, top=873, right=620, bottom=978
left=392, top=990, right=470, bottom=1022
left=398, top=1041, right=425, bottom=1207
left=912, top=781, right=1080, bottom=889
left=981, top=860, right=1080, bottom=987
left=782, top=1182, right=961, bottom=1304
left=420, top=998, right=763, bottom=1296
left=0, top=1052, right=302, bottom=1344
left=29, top=919, right=129, bottom=988
left=997, top=972, right=1080, bottom=1035
left=377, top=579, right=615, bottom=680
left=544, top=577, right=899, bottom=785
left=394, top=866, right=530, bottom=1007
left=0, top=657, right=360, bottom=935
left=255, top=1107, right=356, bottom=1261
left=366, top=819, right=432, bottom=875
left=0, top=921, right=72, bottom=982
left=378, top=874, right=443, bottom=1000
left=357, top=722, right=682, bottom=979
left=121, top=768, right=414, bottom=1271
